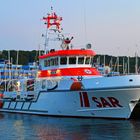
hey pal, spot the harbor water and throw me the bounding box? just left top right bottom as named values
left=0, top=113, right=140, bottom=140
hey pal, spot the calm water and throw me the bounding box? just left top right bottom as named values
left=0, top=113, right=140, bottom=140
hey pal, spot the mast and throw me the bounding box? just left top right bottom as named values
left=42, top=7, right=63, bottom=54
left=117, top=56, right=119, bottom=73
left=128, top=56, right=130, bottom=74
left=123, top=57, right=125, bottom=74
left=109, top=57, right=113, bottom=73
left=135, top=52, right=138, bottom=74
left=16, top=50, right=19, bottom=68
left=43, top=27, right=48, bottom=54
left=103, top=55, right=105, bottom=67
left=8, top=50, right=11, bottom=80
left=135, top=44, right=138, bottom=74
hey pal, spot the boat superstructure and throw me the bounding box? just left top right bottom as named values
left=0, top=9, right=140, bottom=119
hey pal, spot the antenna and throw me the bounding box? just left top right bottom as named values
left=83, top=1, right=87, bottom=44
left=51, top=6, right=53, bottom=11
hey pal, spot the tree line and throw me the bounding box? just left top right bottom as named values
left=0, top=50, right=43, bottom=65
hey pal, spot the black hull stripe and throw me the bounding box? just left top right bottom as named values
left=44, top=86, right=140, bottom=93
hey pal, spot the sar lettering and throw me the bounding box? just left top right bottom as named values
left=92, top=96, right=122, bottom=108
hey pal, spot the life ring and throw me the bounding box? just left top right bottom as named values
left=84, top=69, right=92, bottom=74
left=70, top=82, right=83, bottom=91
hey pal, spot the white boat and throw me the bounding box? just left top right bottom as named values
left=0, top=9, right=140, bottom=119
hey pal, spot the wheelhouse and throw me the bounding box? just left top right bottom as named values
left=38, top=49, right=100, bottom=77
left=39, top=49, right=96, bottom=70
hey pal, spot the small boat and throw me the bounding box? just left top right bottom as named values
left=0, top=9, right=140, bottom=119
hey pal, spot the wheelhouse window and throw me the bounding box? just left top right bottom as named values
left=50, top=58, right=55, bottom=66
left=69, top=57, right=76, bottom=64
left=78, top=57, right=84, bottom=64
left=60, top=57, right=67, bottom=65
left=54, top=57, right=58, bottom=65
left=85, top=57, right=91, bottom=64
left=44, top=59, right=50, bottom=67
left=44, top=57, right=58, bottom=67
left=90, top=57, right=94, bottom=65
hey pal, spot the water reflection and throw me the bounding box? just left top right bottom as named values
left=0, top=113, right=140, bottom=140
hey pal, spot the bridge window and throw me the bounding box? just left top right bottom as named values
left=54, top=57, right=58, bottom=65
left=50, top=58, right=55, bottom=66
left=90, top=57, right=94, bottom=65
left=85, top=57, right=91, bottom=64
left=69, top=57, right=76, bottom=64
left=44, top=59, right=50, bottom=67
left=44, top=57, right=58, bottom=67
left=78, top=57, right=84, bottom=64
left=60, top=57, right=67, bottom=65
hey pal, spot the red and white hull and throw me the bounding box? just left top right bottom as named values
left=1, top=75, right=140, bottom=119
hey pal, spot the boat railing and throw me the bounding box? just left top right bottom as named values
left=1, top=77, right=75, bottom=96
left=0, top=77, right=62, bottom=92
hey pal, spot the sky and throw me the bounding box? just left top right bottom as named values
left=0, top=0, right=140, bottom=56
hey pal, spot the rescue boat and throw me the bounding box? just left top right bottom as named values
left=0, top=9, right=140, bottom=119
